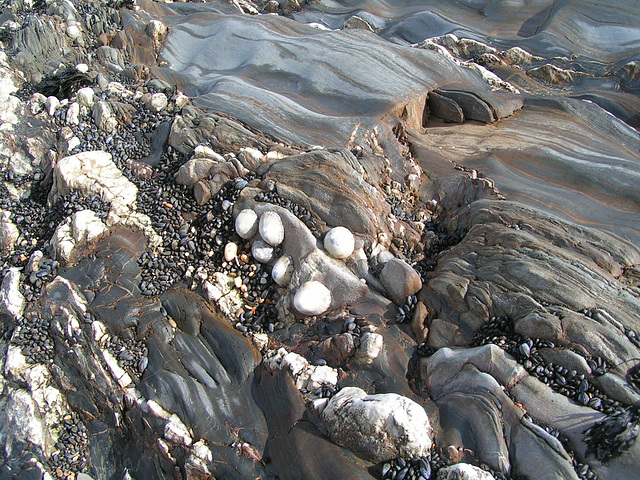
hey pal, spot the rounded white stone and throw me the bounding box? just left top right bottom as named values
left=224, top=242, right=238, bottom=262
left=76, top=63, right=89, bottom=73
left=66, top=24, right=81, bottom=40
left=377, top=250, right=394, bottom=265
left=324, top=226, right=355, bottom=259
left=271, top=255, right=293, bottom=286
left=293, top=281, right=331, bottom=316
left=251, top=239, right=274, bottom=263
left=235, top=209, right=258, bottom=239
left=259, top=211, right=284, bottom=246
left=148, top=92, right=168, bottom=112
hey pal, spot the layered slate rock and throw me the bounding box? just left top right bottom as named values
left=156, top=11, right=522, bottom=146
left=1, top=0, right=640, bottom=479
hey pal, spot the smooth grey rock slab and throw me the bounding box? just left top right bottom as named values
left=434, top=89, right=495, bottom=123
left=157, top=12, right=519, bottom=147
left=428, top=91, right=464, bottom=123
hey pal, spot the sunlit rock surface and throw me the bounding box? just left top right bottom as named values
left=1, top=0, right=639, bottom=479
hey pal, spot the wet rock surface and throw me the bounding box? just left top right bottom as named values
left=0, top=1, right=639, bottom=480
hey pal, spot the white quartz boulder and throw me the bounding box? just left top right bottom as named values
left=320, top=386, right=432, bottom=463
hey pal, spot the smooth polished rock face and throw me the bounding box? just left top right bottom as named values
left=158, top=12, right=521, bottom=147
left=380, top=258, right=423, bottom=305
left=1, top=1, right=640, bottom=480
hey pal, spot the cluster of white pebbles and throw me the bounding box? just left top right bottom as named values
left=234, top=207, right=356, bottom=317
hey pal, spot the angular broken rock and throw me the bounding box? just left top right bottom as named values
left=92, top=101, right=117, bottom=132
left=353, top=332, right=383, bottom=365
left=49, top=151, right=137, bottom=210
left=51, top=210, right=108, bottom=262
left=320, top=386, right=432, bottom=463
left=174, top=157, right=217, bottom=186
left=0, top=268, right=25, bottom=320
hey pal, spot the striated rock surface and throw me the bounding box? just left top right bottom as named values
left=0, top=1, right=639, bottom=480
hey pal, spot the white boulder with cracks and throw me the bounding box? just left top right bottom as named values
left=49, top=151, right=137, bottom=208
left=320, top=386, right=433, bottom=463
left=51, top=210, right=108, bottom=261
left=437, top=464, right=496, bottom=480
left=48, top=151, right=161, bottom=248
left=0, top=268, right=25, bottom=320
left=264, top=347, right=338, bottom=392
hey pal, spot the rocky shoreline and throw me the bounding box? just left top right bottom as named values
left=1, top=1, right=639, bottom=480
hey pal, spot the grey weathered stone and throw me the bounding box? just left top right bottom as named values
left=353, top=332, right=383, bottom=365
left=380, top=258, right=423, bottom=305
left=0, top=210, right=19, bottom=254
left=175, top=157, right=217, bottom=186
left=528, top=64, right=575, bottom=85
left=92, top=101, right=117, bottom=132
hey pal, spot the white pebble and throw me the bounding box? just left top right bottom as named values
left=293, top=281, right=331, bottom=316
left=259, top=211, right=284, bottom=246
left=377, top=250, right=394, bottom=265
left=76, top=63, right=89, bottom=73
left=224, top=242, right=238, bottom=262
left=66, top=23, right=81, bottom=40
left=76, top=87, right=95, bottom=107
left=324, top=226, right=355, bottom=259
left=271, top=255, right=293, bottom=286
left=66, top=102, right=79, bottom=125
left=148, top=92, right=168, bottom=112
left=45, top=96, right=59, bottom=116
left=235, top=209, right=258, bottom=239
left=251, top=239, right=275, bottom=263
